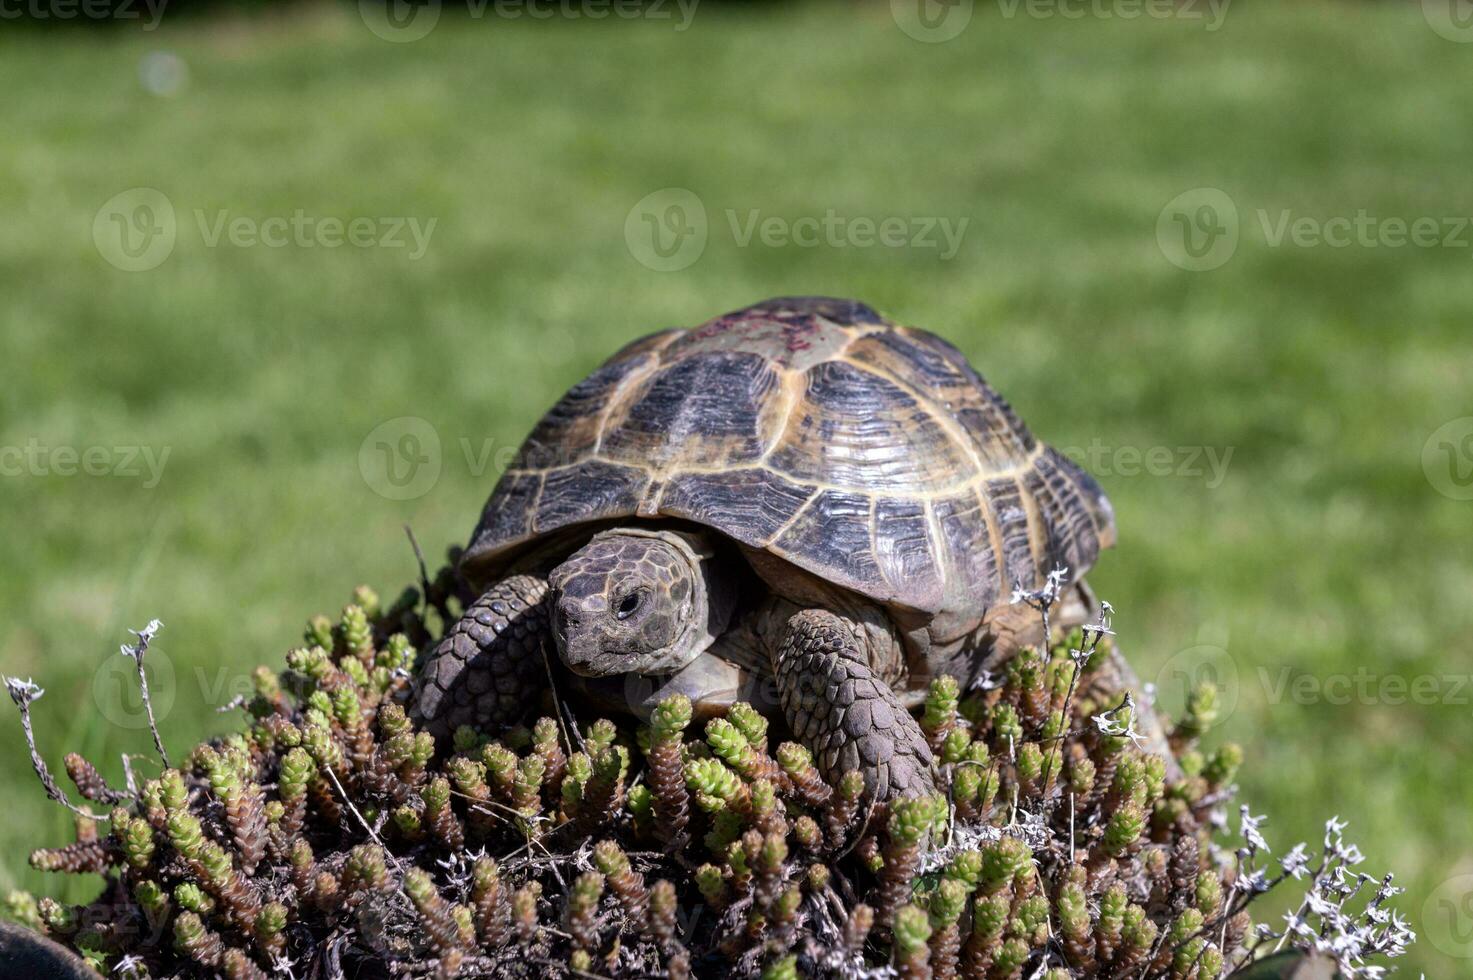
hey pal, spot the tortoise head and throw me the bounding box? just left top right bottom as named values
left=547, top=529, right=716, bottom=677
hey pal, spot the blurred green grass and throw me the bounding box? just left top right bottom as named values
left=1, top=2, right=1471, bottom=973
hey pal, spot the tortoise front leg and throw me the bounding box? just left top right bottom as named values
left=774, top=609, right=938, bottom=803
left=413, top=574, right=552, bottom=739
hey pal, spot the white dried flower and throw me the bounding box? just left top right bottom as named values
left=1239, top=805, right=1271, bottom=854
left=4, top=677, right=44, bottom=705
left=1010, top=565, right=1069, bottom=609
left=1235, top=868, right=1270, bottom=894
left=120, top=618, right=163, bottom=662
left=1282, top=842, right=1312, bottom=879
left=1092, top=692, right=1145, bottom=747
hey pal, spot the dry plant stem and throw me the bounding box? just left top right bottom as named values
left=123, top=620, right=172, bottom=768
left=325, top=765, right=407, bottom=880
left=404, top=523, right=434, bottom=619
left=1046, top=619, right=1105, bottom=824
left=4, top=678, right=101, bottom=820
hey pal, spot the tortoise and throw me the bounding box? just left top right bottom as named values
left=414, top=296, right=1153, bottom=801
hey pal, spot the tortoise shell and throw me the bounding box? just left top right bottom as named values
left=463, top=297, right=1114, bottom=624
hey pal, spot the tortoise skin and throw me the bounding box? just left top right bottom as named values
left=463, top=296, right=1114, bottom=652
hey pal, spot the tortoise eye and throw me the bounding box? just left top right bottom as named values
left=616, top=591, right=643, bottom=620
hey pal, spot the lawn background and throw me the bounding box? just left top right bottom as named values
left=1, top=2, right=1470, bottom=974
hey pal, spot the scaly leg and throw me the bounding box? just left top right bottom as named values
left=413, top=574, right=551, bottom=739
left=774, top=608, right=938, bottom=803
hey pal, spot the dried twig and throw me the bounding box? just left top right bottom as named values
left=121, top=619, right=170, bottom=767
left=404, top=524, right=432, bottom=619
left=4, top=678, right=101, bottom=819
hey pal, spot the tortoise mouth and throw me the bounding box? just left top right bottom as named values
left=562, top=657, right=613, bottom=678
left=554, top=634, right=628, bottom=678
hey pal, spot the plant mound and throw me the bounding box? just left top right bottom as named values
left=6, top=564, right=1411, bottom=979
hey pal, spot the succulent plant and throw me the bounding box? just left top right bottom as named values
left=2, top=569, right=1411, bottom=979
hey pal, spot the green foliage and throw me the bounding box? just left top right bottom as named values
left=7, top=578, right=1410, bottom=980
left=886, top=797, right=934, bottom=847
left=892, top=903, right=931, bottom=954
